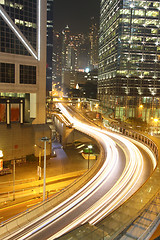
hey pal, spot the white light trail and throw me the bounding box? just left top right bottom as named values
left=5, top=103, right=156, bottom=240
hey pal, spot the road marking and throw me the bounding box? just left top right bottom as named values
left=0, top=198, right=41, bottom=211
left=27, top=202, right=41, bottom=208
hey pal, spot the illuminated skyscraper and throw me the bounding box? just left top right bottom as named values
left=46, top=0, right=53, bottom=94
left=53, top=30, right=62, bottom=84
left=0, top=0, right=47, bottom=124
left=61, top=26, right=90, bottom=92
left=98, top=0, right=160, bottom=122
left=89, top=17, right=99, bottom=70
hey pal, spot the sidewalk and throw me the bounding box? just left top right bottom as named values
left=0, top=141, right=90, bottom=183
left=0, top=141, right=94, bottom=222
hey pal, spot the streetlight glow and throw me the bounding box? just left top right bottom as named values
left=154, top=118, right=158, bottom=123
left=0, top=150, right=3, bottom=158
left=139, top=104, right=143, bottom=109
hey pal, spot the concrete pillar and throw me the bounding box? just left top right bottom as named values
left=6, top=100, right=10, bottom=125
left=20, top=100, right=23, bottom=124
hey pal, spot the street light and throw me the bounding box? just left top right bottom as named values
left=88, top=145, right=92, bottom=169
left=95, top=103, right=99, bottom=109
left=41, top=137, right=49, bottom=201
left=154, top=118, right=158, bottom=123
left=139, top=104, right=143, bottom=109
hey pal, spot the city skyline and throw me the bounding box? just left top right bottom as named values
left=53, top=0, right=100, bottom=33
left=0, top=1, right=160, bottom=239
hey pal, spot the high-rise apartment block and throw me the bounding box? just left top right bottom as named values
left=0, top=0, right=47, bottom=125
left=98, top=0, right=160, bottom=122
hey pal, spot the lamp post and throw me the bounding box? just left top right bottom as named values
left=41, top=137, right=49, bottom=201
left=88, top=145, right=92, bottom=169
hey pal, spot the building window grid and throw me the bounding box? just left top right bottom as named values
left=0, top=63, right=15, bottom=83
left=0, top=0, right=37, bottom=55
left=99, top=0, right=160, bottom=96
left=20, top=65, right=36, bottom=84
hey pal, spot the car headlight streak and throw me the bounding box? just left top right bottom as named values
left=10, top=103, right=156, bottom=240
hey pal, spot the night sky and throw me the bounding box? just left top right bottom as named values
left=53, top=0, right=100, bottom=33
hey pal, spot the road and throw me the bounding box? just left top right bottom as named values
left=0, top=171, right=86, bottom=222
left=2, top=104, right=156, bottom=240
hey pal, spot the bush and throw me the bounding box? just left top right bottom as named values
left=125, top=117, right=149, bottom=131
left=26, top=154, right=37, bottom=162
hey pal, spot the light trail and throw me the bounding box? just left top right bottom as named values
left=3, top=103, right=156, bottom=240
left=46, top=103, right=149, bottom=239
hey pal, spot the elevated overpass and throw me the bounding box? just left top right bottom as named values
left=0, top=103, right=159, bottom=240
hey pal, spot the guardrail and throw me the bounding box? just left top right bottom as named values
left=57, top=118, right=159, bottom=240
left=0, top=110, right=159, bottom=240
left=57, top=108, right=159, bottom=240
left=110, top=124, right=158, bottom=161
left=57, top=129, right=159, bottom=240
left=0, top=133, right=104, bottom=239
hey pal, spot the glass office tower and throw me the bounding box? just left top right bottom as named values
left=0, top=0, right=47, bottom=124
left=98, top=0, right=160, bottom=122
left=46, top=0, right=53, bottom=93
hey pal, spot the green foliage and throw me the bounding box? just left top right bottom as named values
left=125, top=117, right=149, bottom=130
left=26, top=154, right=37, bottom=162
left=83, top=148, right=93, bottom=154
left=3, top=161, right=11, bottom=168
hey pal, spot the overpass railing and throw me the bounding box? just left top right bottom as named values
left=57, top=117, right=159, bottom=240
left=110, top=124, right=158, bottom=161
left=0, top=111, right=159, bottom=239
left=0, top=132, right=105, bottom=239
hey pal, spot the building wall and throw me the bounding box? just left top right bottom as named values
left=46, top=0, right=54, bottom=93
left=98, top=0, right=160, bottom=122
left=0, top=0, right=47, bottom=125
left=0, top=124, right=51, bottom=161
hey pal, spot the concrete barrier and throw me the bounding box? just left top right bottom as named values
left=16, top=214, right=29, bottom=228
left=1, top=121, right=157, bottom=239
left=26, top=208, right=42, bottom=222
left=0, top=224, right=8, bottom=238
left=0, top=135, right=103, bottom=240
left=5, top=220, right=19, bottom=233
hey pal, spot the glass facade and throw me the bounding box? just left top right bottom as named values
left=0, top=0, right=37, bottom=55
left=20, top=65, right=36, bottom=84
left=46, top=0, right=53, bottom=92
left=0, top=63, right=15, bottom=83
left=98, top=0, right=160, bottom=122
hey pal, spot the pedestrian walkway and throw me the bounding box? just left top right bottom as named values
left=0, top=141, right=88, bottom=183
left=59, top=106, right=160, bottom=240
left=119, top=192, right=160, bottom=240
